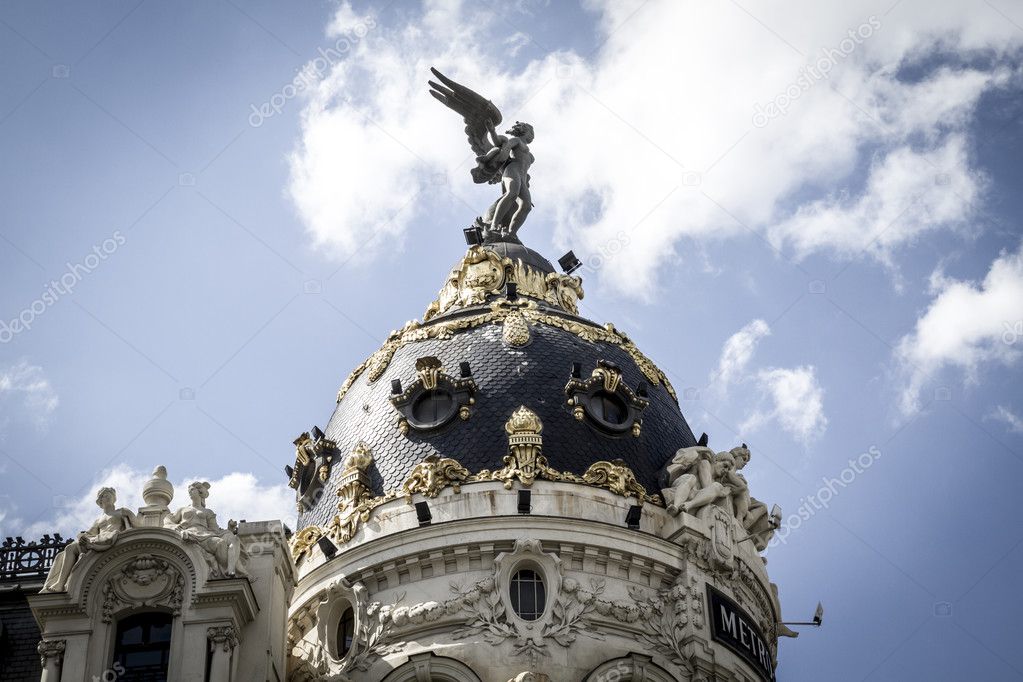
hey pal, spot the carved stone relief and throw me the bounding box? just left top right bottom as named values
left=99, top=554, right=185, bottom=623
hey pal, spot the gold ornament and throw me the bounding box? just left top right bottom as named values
left=415, top=356, right=442, bottom=390
left=582, top=460, right=648, bottom=499
left=401, top=454, right=471, bottom=502
left=502, top=309, right=531, bottom=346
left=489, top=406, right=549, bottom=489
left=291, top=439, right=665, bottom=561
left=423, top=247, right=588, bottom=321
left=338, top=297, right=677, bottom=406
left=290, top=526, right=324, bottom=558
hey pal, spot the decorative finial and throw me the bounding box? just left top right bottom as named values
left=142, top=465, right=174, bottom=509
left=505, top=405, right=543, bottom=436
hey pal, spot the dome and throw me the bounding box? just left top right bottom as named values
left=297, top=240, right=699, bottom=529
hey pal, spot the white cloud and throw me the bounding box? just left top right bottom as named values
left=713, top=320, right=827, bottom=444
left=768, top=135, right=983, bottom=264
left=895, top=243, right=1023, bottom=415
left=0, top=359, right=59, bottom=434
left=288, top=0, right=1021, bottom=297
left=505, top=32, right=531, bottom=58
left=742, top=366, right=828, bottom=445
left=715, top=319, right=771, bottom=385
left=18, top=465, right=295, bottom=540
left=987, top=405, right=1023, bottom=434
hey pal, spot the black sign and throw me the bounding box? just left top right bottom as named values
left=706, top=584, right=775, bottom=682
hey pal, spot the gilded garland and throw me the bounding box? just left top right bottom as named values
left=336, top=295, right=677, bottom=404
left=291, top=406, right=661, bottom=561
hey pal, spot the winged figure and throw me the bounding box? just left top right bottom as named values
left=428, top=67, right=535, bottom=242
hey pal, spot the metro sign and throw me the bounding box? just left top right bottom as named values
left=706, top=584, right=776, bottom=682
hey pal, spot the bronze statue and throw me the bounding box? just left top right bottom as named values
left=428, top=68, right=534, bottom=242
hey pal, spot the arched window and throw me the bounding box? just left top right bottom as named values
left=336, top=606, right=355, bottom=657
left=381, top=652, right=482, bottom=681
left=113, top=612, right=172, bottom=681
left=584, top=654, right=681, bottom=682
left=509, top=568, right=546, bottom=621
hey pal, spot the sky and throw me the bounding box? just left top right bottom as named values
left=1, top=0, right=1022, bottom=679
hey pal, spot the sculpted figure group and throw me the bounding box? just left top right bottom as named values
left=661, top=442, right=780, bottom=550
left=41, top=473, right=243, bottom=593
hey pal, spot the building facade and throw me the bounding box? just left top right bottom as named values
left=5, top=238, right=797, bottom=681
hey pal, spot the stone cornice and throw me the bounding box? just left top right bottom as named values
left=289, top=508, right=774, bottom=620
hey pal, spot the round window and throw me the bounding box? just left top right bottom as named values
left=410, top=389, right=455, bottom=425
left=509, top=569, right=546, bottom=621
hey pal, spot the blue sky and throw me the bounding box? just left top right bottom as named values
left=1, top=1, right=1022, bottom=680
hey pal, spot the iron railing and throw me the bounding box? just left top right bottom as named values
left=0, top=535, right=69, bottom=581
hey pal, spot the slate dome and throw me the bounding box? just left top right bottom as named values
left=298, top=240, right=699, bottom=529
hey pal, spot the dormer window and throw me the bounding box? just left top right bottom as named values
left=286, top=427, right=338, bottom=511
left=391, top=357, right=477, bottom=434
left=565, top=360, right=649, bottom=437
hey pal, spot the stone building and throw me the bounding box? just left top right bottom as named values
left=1, top=235, right=800, bottom=681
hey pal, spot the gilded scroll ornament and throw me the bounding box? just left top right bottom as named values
left=292, top=448, right=661, bottom=561
left=401, top=454, right=471, bottom=502
left=544, top=272, right=584, bottom=315
left=290, top=525, right=325, bottom=559
left=423, top=245, right=588, bottom=322
left=582, top=460, right=648, bottom=499
left=424, top=246, right=508, bottom=321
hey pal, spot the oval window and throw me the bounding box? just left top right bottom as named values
left=336, top=606, right=355, bottom=657
left=509, top=569, right=546, bottom=621
left=595, top=391, right=628, bottom=425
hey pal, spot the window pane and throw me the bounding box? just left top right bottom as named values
left=510, top=569, right=546, bottom=621
left=114, top=612, right=172, bottom=682
left=599, top=393, right=626, bottom=424
left=119, top=625, right=143, bottom=645
left=337, top=607, right=356, bottom=657
left=150, top=623, right=173, bottom=643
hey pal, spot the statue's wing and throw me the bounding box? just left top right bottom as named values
left=428, top=67, right=503, bottom=183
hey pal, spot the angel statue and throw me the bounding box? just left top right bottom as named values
left=428, top=67, right=535, bottom=242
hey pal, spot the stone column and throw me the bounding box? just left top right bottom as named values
left=207, top=626, right=238, bottom=682
left=37, top=640, right=65, bottom=682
